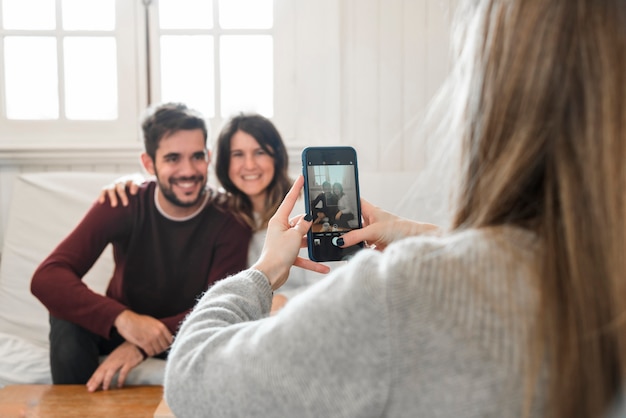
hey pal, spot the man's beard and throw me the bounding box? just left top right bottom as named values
left=156, top=174, right=207, bottom=208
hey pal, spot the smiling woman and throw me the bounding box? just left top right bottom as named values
left=227, top=131, right=276, bottom=217
left=213, top=113, right=320, bottom=314
left=215, top=113, right=291, bottom=232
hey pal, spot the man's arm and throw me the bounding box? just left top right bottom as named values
left=31, top=200, right=130, bottom=338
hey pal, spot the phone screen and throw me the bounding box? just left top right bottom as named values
left=302, top=146, right=363, bottom=262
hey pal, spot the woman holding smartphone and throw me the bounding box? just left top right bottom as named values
left=164, top=1, right=626, bottom=417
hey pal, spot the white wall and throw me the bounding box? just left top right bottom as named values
left=0, top=0, right=454, bottom=250
left=275, top=0, right=454, bottom=168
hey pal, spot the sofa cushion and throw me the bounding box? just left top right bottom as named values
left=0, top=332, right=51, bottom=386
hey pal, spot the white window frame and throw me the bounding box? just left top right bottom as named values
left=0, top=0, right=336, bottom=157
left=145, top=0, right=276, bottom=141
left=0, top=0, right=145, bottom=148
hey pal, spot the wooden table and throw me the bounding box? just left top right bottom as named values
left=0, top=384, right=165, bottom=418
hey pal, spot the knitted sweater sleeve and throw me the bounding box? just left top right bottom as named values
left=164, top=253, right=392, bottom=418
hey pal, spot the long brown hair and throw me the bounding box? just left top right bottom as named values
left=450, top=1, right=626, bottom=416
left=215, top=113, right=292, bottom=230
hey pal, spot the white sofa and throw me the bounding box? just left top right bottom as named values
left=0, top=172, right=165, bottom=388
left=0, top=169, right=448, bottom=388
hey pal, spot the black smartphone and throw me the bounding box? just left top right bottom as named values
left=302, top=146, right=363, bottom=262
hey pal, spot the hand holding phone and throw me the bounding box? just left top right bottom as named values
left=251, top=175, right=331, bottom=289
left=337, top=198, right=441, bottom=251
left=302, top=146, right=364, bottom=262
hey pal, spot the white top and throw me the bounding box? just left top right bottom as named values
left=337, top=193, right=354, bottom=216
left=246, top=209, right=338, bottom=299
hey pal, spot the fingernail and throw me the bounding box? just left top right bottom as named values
left=337, top=238, right=344, bottom=246
left=304, top=214, right=312, bottom=222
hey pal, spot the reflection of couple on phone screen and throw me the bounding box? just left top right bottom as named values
left=312, top=181, right=355, bottom=229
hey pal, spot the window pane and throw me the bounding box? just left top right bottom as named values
left=62, top=0, right=115, bottom=31
left=4, top=37, right=58, bottom=119
left=64, top=37, right=118, bottom=120
left=160, top=35, right=215, bottom=118
left=219, top=0, right=273, bottom=29
left=159, top=0, right=213, bottom=30
left=2, top=0, right=55, bottom=30
left=220, top=35, right=273, bottom=118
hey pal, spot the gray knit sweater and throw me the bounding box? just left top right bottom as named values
left=164, top=226, right=541, bottom=417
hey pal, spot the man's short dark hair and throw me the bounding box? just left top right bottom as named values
left=141, top=102, right=208, bottom=160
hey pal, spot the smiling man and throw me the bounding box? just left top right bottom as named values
left=31, top=103, right=251, bottom=392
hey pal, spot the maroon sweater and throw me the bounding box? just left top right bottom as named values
left=31, top=181, right=251, bottom=339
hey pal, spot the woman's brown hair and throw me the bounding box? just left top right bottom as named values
left=450, top=0, right=626, bottom=416
left=215, top=113, right=292, bottom=230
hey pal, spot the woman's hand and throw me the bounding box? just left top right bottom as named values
left=270, top=294, right=288, bottom=315
left=339, top=199, right=440, bottom=251
left=97, top=174, right=145, bottom=207
left=252, top=175, right=330, bottom=290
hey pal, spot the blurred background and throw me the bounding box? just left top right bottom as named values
left=0, top=0, right=456, bottom=248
